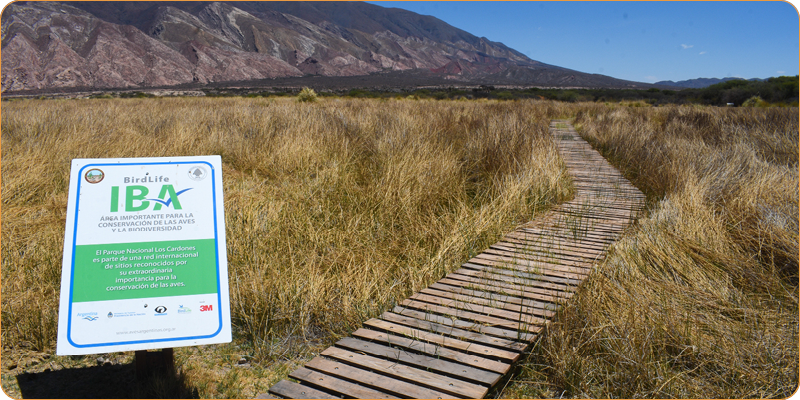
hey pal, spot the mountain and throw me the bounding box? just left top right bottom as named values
left=654, top=77, right=765, bottom=89
left=1, top=1, right=656, bottom=93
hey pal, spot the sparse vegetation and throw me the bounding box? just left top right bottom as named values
left=10, top=75, right=797, bottom=107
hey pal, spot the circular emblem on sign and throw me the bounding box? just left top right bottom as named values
left=154, top=306, right=167, bottom=314
left=188, top=166, right=207, bottom=181
left=85, top=169, right=105, bottom=184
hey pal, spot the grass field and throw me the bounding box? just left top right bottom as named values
left=1, top=97, right=797, bottom=398
left=1, top=97, right=574, bottom=397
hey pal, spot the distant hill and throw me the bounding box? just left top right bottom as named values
left=655, top=77, right=765, bottom=89
left=1, top=1, right=658, bottom=92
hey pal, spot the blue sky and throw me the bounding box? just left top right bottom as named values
left=369, top=1, right=799, bottom=83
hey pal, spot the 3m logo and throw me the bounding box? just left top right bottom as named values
left=200, top=305, right=213, bottom=312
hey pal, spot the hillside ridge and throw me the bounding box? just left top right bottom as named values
left=1, top=1, right=658, bottom=92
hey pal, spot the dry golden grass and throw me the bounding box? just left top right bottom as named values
left=4, top=98, right=796, bottom=398
left=1, top=97, right=573, bottom=397
left=501, top=104, right=798, bottom=398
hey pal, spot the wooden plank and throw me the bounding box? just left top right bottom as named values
left=463, top=261, right=585, bottom=286
left=560, top=201, right=637, bottom=210
left=289, top=367, right=398, bottom=399
left=451, top=268, right=576, bottom=293
left=399, top=298, right=544, bottom=333
left=471, top=252, right=596, bottom=272
left=490, top=242, right=602, bottom=266
left=557, top=196, right=645, bottom=209
left=320, top=347, right=488, bottom=398
left=268, top=379, right=340, bottom=399
left=437, top=276, right=572, bottom=304
left=496, top=238, right=607, bottom=260
left=335, top=337, right=503, bottom=386
left=571, top=193, right=644, bottom=202
left=469, top=253, right=591, bottom=276
left=419, top=287, right=556, bottom=320
left=428, top=282, right=557, bottom=314
left=526, top=225, right=625, bottom=239
left=569, top=185, right=643, bottom=194
left=509, top=223, right=623, bottom=241
left=407, top=292, right=549, bottom=326
left=572, top=190, right=636, bottom=198
left=552, top=211, right=635, bottom=224
left=380, top=311, right=528, bottom=351
left=466, top=256, right=588, bottom=283
left=363, top=318, right=523, bottom=362
left=570, top=184, right=639, bottom=192
left=569, top=175, right=636, bottom=183
left=570, top=181, right=639, bottom=187
left=506, top=228, right=620, bottom=245
left=518, top=224, right=623, bottom=242
left=390, top=306, right=537, bottom=342
left=305, top=357, right=457, bottom=399
left=352, top=328, right=514, bottom=374
left=444, top=272, right=573, bottom=300
left=559, top=202, right=645, bottom=213
left=570, top=195, right=641, bottom=204
left=503, top=235, right=615, bottom=254
left=523, top=222, right=619, bottom=236
left=511, top=227, right=618, bottom=245
left=570, top=188, right=646, bottom=199
left=447, top=273, right=575, bottom=298
left=552, top=215, right=636, bottom=228
left=504, top=232, right=611, bottom=252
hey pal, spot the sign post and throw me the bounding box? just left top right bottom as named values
left=56, top=156, right=231, bottom=356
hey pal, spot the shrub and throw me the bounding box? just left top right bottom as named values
left=297, top=87, right=318, bottom=102
left=495, top=91, right=515, bottom=100
left=742, top=95, right=768, bottom=107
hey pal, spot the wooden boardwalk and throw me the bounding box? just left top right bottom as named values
left=265, top=120, right=646, bottom=399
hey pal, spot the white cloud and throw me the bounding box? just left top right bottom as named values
left=777, top=70, right=786, bottom=74
left=699, top=51, right=707, bottom=55
left=644, top=75, right=658, bottom=82
left=681, top=44, right=694, bottom=49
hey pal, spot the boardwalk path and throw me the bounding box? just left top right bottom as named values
left=265, top=120, right=646, bottom=399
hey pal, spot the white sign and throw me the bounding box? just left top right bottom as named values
left=56, top=156, right=231, bottom=355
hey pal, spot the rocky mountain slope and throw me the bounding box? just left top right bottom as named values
left=1, top=1, right=654, bottom=92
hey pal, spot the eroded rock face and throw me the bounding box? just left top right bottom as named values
left=2, top=2, right=201, bottom=90
left=1, top=1, right=649, bottom=92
